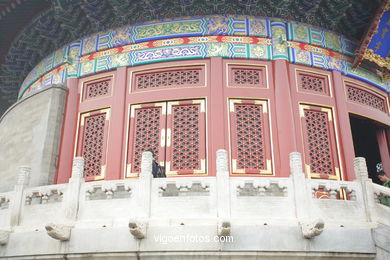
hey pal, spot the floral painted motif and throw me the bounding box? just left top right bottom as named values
left=250, top=19, right=267, bottom=37
left=207, top=16, right=230, bottom=35
left=68, top=45, right=81, bottom=58
left=112, top=29, right=131, bottom=46
left=82, top=37, right=98, bottom=55
left=111, top=53, right=130, bottom=68
left=207, top=43, right=229, bottom=56
left=295, top=25, right=308, bottom=41
left=271, top=22, right=288, bottom=59
left=327, top=57, right=344, bottom=71
left=80, top=61, right=95, bottom=76
left=135, top=20, right=203, bottom=40
left=134, top=45, right=204, bottom=63
left=325, top=32, right=341, bottom=51
left=296, top=49, right=311, bottom=65
left=250, top=45, right=266, bottom=59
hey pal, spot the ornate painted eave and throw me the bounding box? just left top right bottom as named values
left=354, top=0, right=390, bottom=80
left=0, top=0, right=384, bottom=116
left=16, top=15, right=390, bottom=100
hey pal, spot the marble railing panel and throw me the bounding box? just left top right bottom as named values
left=230, top=177, right=295, bottom=219
left=151, top=177, right=216, bottom=218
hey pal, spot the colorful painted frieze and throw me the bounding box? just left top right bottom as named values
left=271, top=21, right=288, bottom=60
left=287, top=21, right=357, bottom=57
left=347, top=65, right=390, bottom=93
left=21, top=65, right=67, bottom=97
left=18, top=15, right=389, bottom=99
left=132, top=44, right=206, bottom=65
left=135, top=19, right=204, bottom=41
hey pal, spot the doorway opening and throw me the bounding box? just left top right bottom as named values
left=349, top=115, right=382, bottom=184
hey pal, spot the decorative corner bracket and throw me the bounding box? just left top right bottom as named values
left=45, top=223, right=72, bottom=241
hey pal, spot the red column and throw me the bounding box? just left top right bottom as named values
left=106, top=67, right=127, bottom=180
left=331, top=71, right=355, bottom=180
left=377, top=128, right=390, bottom=176
left=273, top=60, right=297, bottom=177
left=56, top=78, right=80, bottom=183
left=209, top=57, right=226, bottom=175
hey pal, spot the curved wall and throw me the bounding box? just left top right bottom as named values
left=0, top=13, right=389, bottom=260
left=56, top=58, right=390, bottom=183
left=18, top=15, right=389, bottom=100
left=0, top=86, right=67, bottom=192
left=6, top=15, right=388, bottom=184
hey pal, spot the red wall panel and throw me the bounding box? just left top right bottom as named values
left=299, top=104, right=341, bottom=180
left=165, top=100, right=207, bottom=175
left=76, top=109, right=110, bottom=181
left=229, top=99, right=273, bottom=175
left=126, top=102, right=167, bottom=177
left=55, top=59, right=389, bottom=183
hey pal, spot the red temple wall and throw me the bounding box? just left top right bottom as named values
left=56, top=58, right=390, bottom=183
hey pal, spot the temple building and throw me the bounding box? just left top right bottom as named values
left=0, top=0, right=389, bottom=259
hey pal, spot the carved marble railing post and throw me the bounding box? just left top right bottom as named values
left=128, top=152, right=153, bottom=239
left=62, top=157, right=85, bottom=222
left=290, top=152, right=326, bottom=239
left=354, top=157, right=377, bottom=223
left=137, top=151, right=153, bottom=218
left=45, top=157, right=85, bottom=241
left=216, top=149, right=231, bottom=219
left=289, top=152, right=310, bottom=219
left=9, top=166, right=31, bottom=226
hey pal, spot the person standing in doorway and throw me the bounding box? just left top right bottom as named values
left=378, top=171, right=390, bottom=206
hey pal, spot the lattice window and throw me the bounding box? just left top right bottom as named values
left=346, top=85, right=386, bottom=112
left=230, top=99, right=272, bottom=174
left=129, top=106, right=163, bottom=173
left=297, top=72, right=328, bottom=95
left=300, top=105, right=337, bottom=178
left=236, top=104, right=265, bottom=169
left=127, top=101, right=206, bottom=176
left=134, top=68, right=202, bottom=90
left=171, top=104, right=201, bottom=171
left=80, top=112, right=107, bottom=178
left=229, top=66, right=266, bottom=88
left=84, top=78, right=111, bottom=100
left=165, top=100, right=206, bottom=175
left=233, top=69, right=261, bottom=86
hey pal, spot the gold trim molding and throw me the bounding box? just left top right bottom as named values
left=363, top=49, right=390, bottom=70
